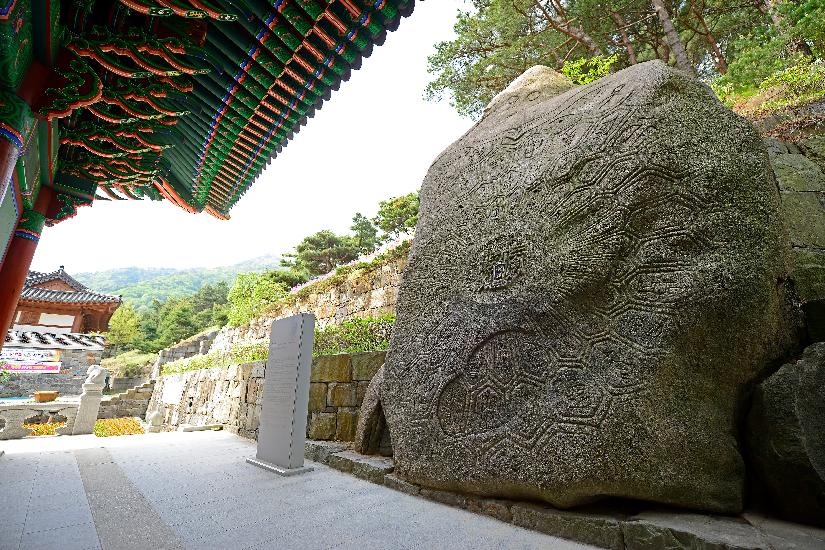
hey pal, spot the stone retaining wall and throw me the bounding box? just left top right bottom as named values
left=0, top=349, right=102, bottom=398
left=306, top=352, right=385, bottom=441
left=109, top=375, right=150, bottom=393
left=766, top=136, right=825, bottom=304
left=148, top=361, right=264, bottom=438
left=209, top=257, right=405, bottom=353
left=157, top=329, right=218, bottom=367
left=147, top=351, right=386, bottom=441
left=98, top=380, right=155, bottom=419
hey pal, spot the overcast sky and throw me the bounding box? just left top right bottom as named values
left=32, top=1, right=473, bottom=274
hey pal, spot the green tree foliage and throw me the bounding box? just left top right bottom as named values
left=426, top=1, right=822, bottom=118
left=281, top=230, right=360, bottom=277
left=107, top=282, right=230, bottom=353
left=155, top=299, right=197, bottom=348
left=75, top=256, right=281, bottom=311
left=351, top=213, right=381, bottom=255
left=264, top=268, right=309, bottom=290
left=562, top=54, right=619, bottom=84
left=227, top=272, right=288, bottom=326
left=373, top=192, right=420, bottom=240
left=106, top=303, right=142, bottom=352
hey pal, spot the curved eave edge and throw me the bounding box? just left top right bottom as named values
left=208, top=0, right=418, bottom=218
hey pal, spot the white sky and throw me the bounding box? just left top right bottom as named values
left=32, top=1, right=473, bottom=273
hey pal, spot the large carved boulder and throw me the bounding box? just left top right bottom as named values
left=381, top=61, right=801, bottom=514
left=747, top=343, right=825, bottom=527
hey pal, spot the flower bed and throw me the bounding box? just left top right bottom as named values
left=93, top=417, right=145, bottom=437
left=23, top=422, right=65, bottom=436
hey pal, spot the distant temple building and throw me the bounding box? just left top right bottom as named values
left=12, top=267, right=121, bottom=334
left=0, top=268, right=120, bottom=397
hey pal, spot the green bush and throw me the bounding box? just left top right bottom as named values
left=760, top=57, right=825, bottom=109
left=561, top=54, right=618, bottom=86
left=102, top=350, right=156, bottom=378
left=313, top=315, right=395, bottom=356
left=227, top=272, right=288, bottom=327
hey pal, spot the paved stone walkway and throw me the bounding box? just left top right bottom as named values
left=0, top=431, right=592, bottom=550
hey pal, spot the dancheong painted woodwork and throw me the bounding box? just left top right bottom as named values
left=2, top=0, right=415, bottom=222
left=0, top=0, right=415, bottom=337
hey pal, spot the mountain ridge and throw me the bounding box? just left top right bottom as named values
left=74, top=255, right=282, bottom=310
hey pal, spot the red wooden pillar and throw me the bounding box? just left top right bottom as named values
left=0, top=185, right=55, bottom=338
left=71, top=310, right=85, bottom=333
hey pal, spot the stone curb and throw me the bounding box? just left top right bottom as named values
left=303, top=441, right=825, bottom=550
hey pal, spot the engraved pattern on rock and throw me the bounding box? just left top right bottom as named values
left=382, top=61, right=800, bottom=514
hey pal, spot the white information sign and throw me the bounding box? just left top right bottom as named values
left=247, top=313, right=315, bottom=476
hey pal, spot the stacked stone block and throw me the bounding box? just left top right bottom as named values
left=307, top=352, right=385, bottom=441
left=97, top=380, right=155, bottom=419
left=109, top=375, right=150, bottom=393
left=766, top=137, right=825, bottom=304
left=147, top=351, right=386, bottom=442
left=156, top=329, right=218, bottom=367
left=210, top=257, right=406, bottom=353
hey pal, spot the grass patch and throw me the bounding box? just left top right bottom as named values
left=313, top=315, right=394, bottom=356
left=94, top=417, right=145, bottom=437
left=161, top=342, right=268, bottom=376
left=160, top=314, right=394, bottom=375
left=102, top=350, right=156, bottom=378
left=713, top=58, right=825, bottom=118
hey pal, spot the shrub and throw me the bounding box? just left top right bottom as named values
left=561, top=54, right=618, bottom=86
left=102, top=350, right=156, bottom=378
left=313, top=315, right=395, bottom=356
left=227, top=272, right=288, bottom=327
left=159, top=315, right=395, bottom=375
left=759, top=57, right=825, bottom=110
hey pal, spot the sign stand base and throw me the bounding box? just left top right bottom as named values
left=246, top=457, right=313, bottom=477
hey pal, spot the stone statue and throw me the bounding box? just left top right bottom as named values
left=85, top=365, right=107, bottom=386
left=381, top=61, right=801, bottom=515
left=147, top=408, right=164, bottom=433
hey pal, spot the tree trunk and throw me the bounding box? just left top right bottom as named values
left=651, top=0, right=694, bottom=74
left=691, top=3, right=728, bottom=74
left=611, top=11, right=638, bottom=64
left=533, top=1, right=603, bottom=56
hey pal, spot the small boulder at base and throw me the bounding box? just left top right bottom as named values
left=381, top=61, right=801, bottom=514
left=747, top=343, right=825, bottom=527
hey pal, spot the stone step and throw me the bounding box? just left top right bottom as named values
left=303, top=440, right=393, bottom=484
left=300, top=441, right=823, bottom=550
left=178, top=424, right=222, bottom=432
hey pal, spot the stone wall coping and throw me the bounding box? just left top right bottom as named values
left=157, top=355, right=387, bottom=380
left=0, top=400, right=79, bottom=411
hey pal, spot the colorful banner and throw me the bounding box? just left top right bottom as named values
left=2, top=362, right=61, bottom=373
left=0, top=348, right=61, bottom=373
